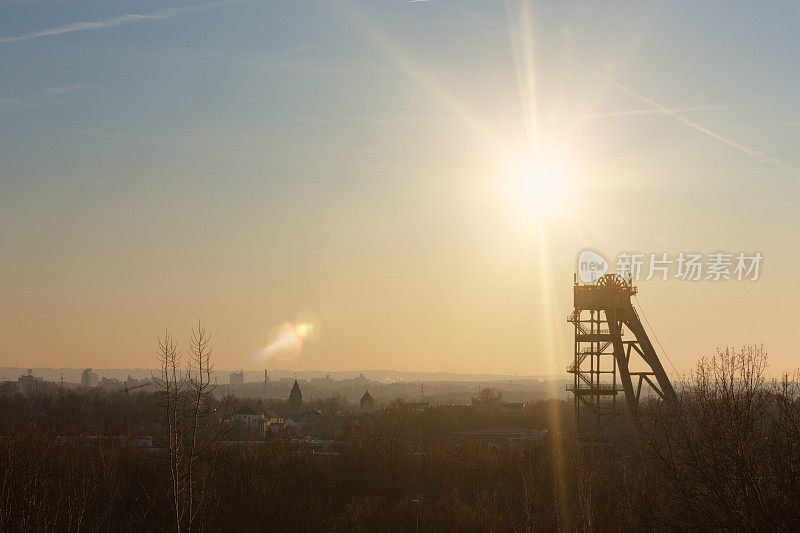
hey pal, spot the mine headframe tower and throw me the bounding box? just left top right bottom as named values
left=567, top=273, right=678, bottom=444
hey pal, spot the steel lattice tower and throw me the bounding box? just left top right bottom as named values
left=567, top=274, right=678, bottom=445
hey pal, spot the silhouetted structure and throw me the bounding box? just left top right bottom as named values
left=360, top=390, right=375, bottom=413
left=17, top=370, right=42, bottom=396
left=567, top=273, right=678, bottom=445
left=230, top=371, right=244, bottom=386
left=81, top=368, right=99, bottom=388
left=288, top=380, right=302, bottom=409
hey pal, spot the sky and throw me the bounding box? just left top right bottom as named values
left=1, top=0, right=799, bottom=377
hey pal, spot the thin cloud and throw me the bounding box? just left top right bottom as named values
left=40, top=87, right=76, bottom=96
left=561, top=106, right=734, bottom=120
left=1, top=83, right=95, bottom=114
left=0, top=1, right=251, bottom=44
left=297, top=117, right=336, bottom=124
left=36, top=84, right=96, bottom=97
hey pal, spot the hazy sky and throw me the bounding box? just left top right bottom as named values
left=1, top=0, right=798, bottom=376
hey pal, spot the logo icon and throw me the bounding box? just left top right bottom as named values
left=578, top=250, right=608, bottom=283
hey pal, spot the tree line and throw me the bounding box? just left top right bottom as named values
left=1, top=336, right=798, bottom=530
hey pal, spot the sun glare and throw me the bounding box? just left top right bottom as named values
left=508, top=152, right=567, bottom=219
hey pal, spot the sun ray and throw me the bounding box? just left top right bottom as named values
left=339, top=1, right=508, bottom=155
left=506, top=0, right=540, bottom=148
left=504, top=0, right=570, bottom=519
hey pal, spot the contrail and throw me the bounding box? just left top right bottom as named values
left=548, top=46, right=799, bottom=174
left=466, top=11, right=798, bottom=174
left=594, top=68, right=798, bottom=174
left=365, top=272, right=468, bottom=279
left=561, top=106, right=734, bottom=120
left=0, top=1, right=252, bottom=44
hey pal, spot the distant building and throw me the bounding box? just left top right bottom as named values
left=230, top=371, right=245, bottom=386
left=406, top=402, right=430, bottom=412
left=288, top=380, right=303, bottom=409
left=452, top=428, right=548, bottom=453
left=344, top=373, right=368, bottom=385
left=231, top=405, right=260, bottom=426
left=500, top=402, right=525, bottom=413
left=360, top=391, right=375, bottom=413
left=300, top=410, right=326, bottom=433
left=81, top=368, right=99, bottom=388
left=263, top=408, right=282, bottom=427
left=17, top=370, right=42, bottom=396
left=266, top=412, right=284, bottom=434
left=100, top=377, right=123, bottom=390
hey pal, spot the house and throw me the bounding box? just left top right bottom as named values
left=282, top=410, right=330, bottom=437
left=262, top=409, right=284, bottom=434
left=263, top=408, right=281, bottom=423
left=295, top=410, right=324, bottom=433
left=231, top=405, right=260, bottom=426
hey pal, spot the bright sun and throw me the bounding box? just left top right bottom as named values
left=508, top=152, right=567, bottom=219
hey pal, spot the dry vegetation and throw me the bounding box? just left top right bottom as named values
left=1, top=344, right=798, bottom=531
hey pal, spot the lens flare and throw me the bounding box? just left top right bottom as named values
left=295, top=322, right=312, bottom=338
left=258, top=315, right=319, bottom=362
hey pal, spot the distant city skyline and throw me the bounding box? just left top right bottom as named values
left=0, top=365, right=562, bottom=384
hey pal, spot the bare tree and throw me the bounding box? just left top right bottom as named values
left=155, top=324, right=231, bottom=532
left=156, top=330, right=187, bottom=530
left=639, top=345, right=800, bottom=529
left=184, top=322, right=230, bottom=530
